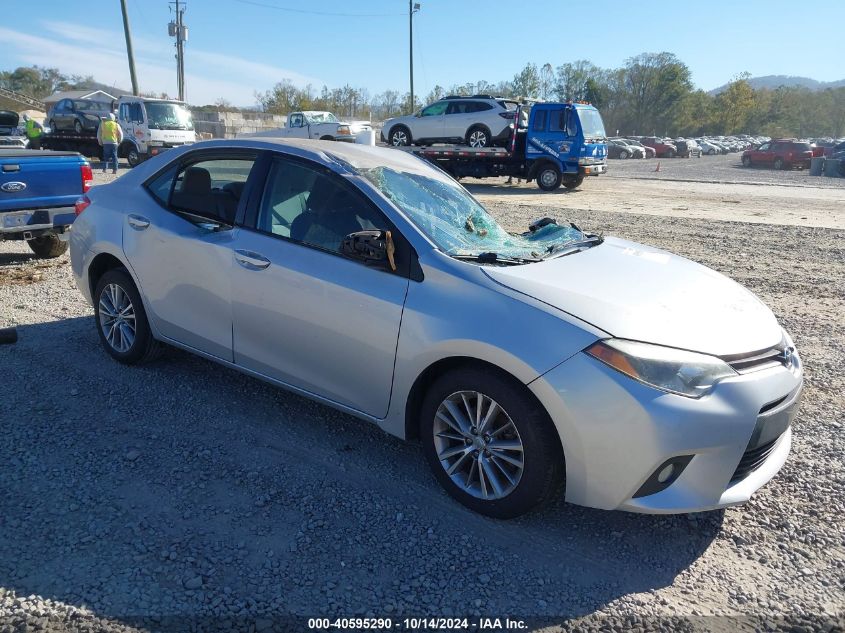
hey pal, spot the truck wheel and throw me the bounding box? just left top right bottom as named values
left=49, top=119, right=57, bottom=131
left=536, top=165, right=562, bottom=191
left=126, top=147, right=141, bottom=168
left=562, top=176, right=584, bottom=190
left=94, top=269, right=161, bottom=364
left=466, top=126, right=491, bottom=148
left=389, top=126, right=411, bottom=146
left=27, top=235, right=68, bottom=259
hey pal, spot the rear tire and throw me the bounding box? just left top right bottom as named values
left=742, top=156, right=752, bottom=167
left=74, top=120, right=83, bottom=134
left=774, top=157, right=784, bottom=170
left=419, top=366, right=565, bottom=518
left=619, top=150, right=629, bottom=159
left=27, top=235, right=68, bottom=259
left=466, top=126, right=491, bottom=148
left=94, top=268, right=161, bottom=365
left=666, top=149, right=676, bottom=158
left=536, top=165, right=562, bottom=191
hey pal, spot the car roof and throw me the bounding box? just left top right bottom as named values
left=183, top=138, right=434, bottom=174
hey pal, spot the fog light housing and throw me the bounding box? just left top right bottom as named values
left=633, top=455, right=693, bottom=498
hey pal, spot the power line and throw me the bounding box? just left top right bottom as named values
left=234, top=0, right=404, bottom=18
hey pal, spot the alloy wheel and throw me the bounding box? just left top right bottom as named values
left=468, top=129, right=488, bottom=148
left=391, top=129, right=409, bottom=146
left=432, top=391, right=524, bottom=500
left=98, top=283, right=137, bottom=353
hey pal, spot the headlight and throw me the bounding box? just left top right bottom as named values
left=585, top=339, right=737, bottom=398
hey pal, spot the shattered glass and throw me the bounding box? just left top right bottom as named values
left=357, top=166, right=583, bottom=262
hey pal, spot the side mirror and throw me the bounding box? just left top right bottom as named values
left=341, top=230, right=396, bottom=271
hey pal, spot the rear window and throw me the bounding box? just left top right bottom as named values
left=497, top=100, right=519, bottom=111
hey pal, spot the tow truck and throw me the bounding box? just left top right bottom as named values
left=410, top=101, right=608, bottom=191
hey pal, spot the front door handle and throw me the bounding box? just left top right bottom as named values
left=234, top=249, right=271, bottom=270
left=127, top=214, right=150, bottom=229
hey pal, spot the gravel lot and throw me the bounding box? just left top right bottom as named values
left=0, top=162, right=843, bottom=632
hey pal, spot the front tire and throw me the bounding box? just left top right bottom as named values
left=27, top=234, right=68, bottom=259
left=74, top=120, right=83, bottom=134
left=420, top=366, right=565, bottom=518
left=466, top=126, right=491, bottom=148
left=389, top=126, right=411, bottom=147
left=619, top=149, right=629, bottom=159
left=94, top=269, right=160, bottom=364
left=562, top=175, right=584, bottom=190
left=126, top=146, right=141, bottom=168
left=742, top=156, right=752, bottom=167
left=774, top=157, right=784, bottom=170
left=536, top=165, right=562, bottom=191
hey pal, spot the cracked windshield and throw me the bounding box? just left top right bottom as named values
left=358, top=166, right=583, bottom=261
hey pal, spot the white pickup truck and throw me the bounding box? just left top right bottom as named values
left=243, top=111, right=372, bottom=143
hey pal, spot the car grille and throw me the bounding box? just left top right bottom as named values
left=721, top=342, right=793, bottom=374
left=731, top=435, right=781, bottom=482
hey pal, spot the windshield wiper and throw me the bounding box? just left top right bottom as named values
left=543, top=234, right=604, bottom=259
left=451, top=252, right=542, bottom=265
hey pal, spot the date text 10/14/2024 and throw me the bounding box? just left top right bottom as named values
left=307, top=617, right=528, bottom=630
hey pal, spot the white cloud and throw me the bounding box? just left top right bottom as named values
left=0, top=22, right=323, bottom=106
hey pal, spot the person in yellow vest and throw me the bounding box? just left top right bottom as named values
left=97, top=112, right=124, bottom=174
left=23, top=114, right=43, bottom=150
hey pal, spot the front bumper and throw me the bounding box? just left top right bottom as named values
left=580, top=163, right=606, bottom=176
left=147, top=142, right=191, bottom=158
left=0, top=206, right=76, bottom=239
left=529, top=349, right=803, bottom=513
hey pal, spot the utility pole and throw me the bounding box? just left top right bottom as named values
left=120, top=0, right=139, bottom=96
left=169, top=1, right=188, bottom=101
left=409, top=2, right=420, bottom=113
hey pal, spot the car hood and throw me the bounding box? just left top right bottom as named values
left=482, top=236, right=782, bottom=357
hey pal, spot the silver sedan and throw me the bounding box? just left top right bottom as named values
left=70, top=139, right=803, bottom=518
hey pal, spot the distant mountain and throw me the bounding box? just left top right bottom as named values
left=710, top=75, right=845, bottom=94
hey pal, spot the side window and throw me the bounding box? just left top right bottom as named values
left=421, top=102, right=448, bottom=117
left=257, top=158, right=386, bottom=255
left=532, top=110, right=547, bottom=131
left=145, top=163, right=179, bottom=205
left=549, top=109, right=566, bottom=132
left=473, top=102, right=493, bottom=112
left=758, top=143, right=770, bottom=151
left=130, top=103, right=144, bottom=123
left=148, top=155, right=257, bottom=223
left=289, top=113, right=303, bottom=127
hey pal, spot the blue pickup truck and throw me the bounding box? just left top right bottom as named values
left=411, top=102, right=608, bottom=191
left=0, top=149, right=92, bottom=258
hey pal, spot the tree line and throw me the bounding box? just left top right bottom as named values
left=4, top=56, right=844, bottom=138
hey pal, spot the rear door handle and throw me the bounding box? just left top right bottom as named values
left=234, top=249, right=271, bottom=270
left=127, top=214, right=150, bottom=229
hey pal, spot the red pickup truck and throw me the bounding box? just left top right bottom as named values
left=741, top=139, right=813, bottom=170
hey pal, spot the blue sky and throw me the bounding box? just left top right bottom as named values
left=1, top=0, right=842, bottom=106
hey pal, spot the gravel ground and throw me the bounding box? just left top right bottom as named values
left=0, top=165, right=843, bottom=632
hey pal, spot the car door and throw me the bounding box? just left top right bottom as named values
left=443, top=100, right=472, bottom=139
left=230, top=154, right=410, bottom=418
left=122, top=149, right=260, bottom=361
left=54, top=100, right=69, bottom=129
left=414, top=101, right=448, bottom=141
left=756, top=143, right=774, bottom=164
left=287, top=113, right=309, bottom=138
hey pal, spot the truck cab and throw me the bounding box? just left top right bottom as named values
left=524, top=102, right=608, bottom=187
left=116, top=96, right=196, bottom=167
